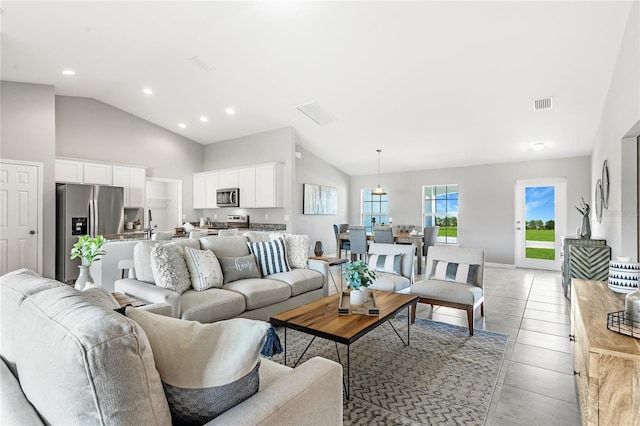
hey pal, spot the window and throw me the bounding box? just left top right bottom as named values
left=361, top=189, right=389, bottom=233
left=423, top=184, right=458, bottom=244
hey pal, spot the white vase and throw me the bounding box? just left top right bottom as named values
left=350, top=288, right=365, bottom=306
left=75, top=265, right=94, bottom=290
left=360, top=286, right=370, bottom=303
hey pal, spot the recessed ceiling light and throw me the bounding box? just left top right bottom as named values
left=178, top=123, right=186, bottom=129
left=200, top=116, right=208, bottom=122
left=62, top=69, right=76, bottom=75
left=226, top=107, right=235, bottom=115
left=532, top=142, right=545, bottom=151
left=142, top=88, right=153, bottom=95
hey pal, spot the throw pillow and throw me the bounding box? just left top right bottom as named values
left=125, top=308, right=269, bottom=424
left=218, top=255, right=262, bottom=284
left=183, top=246, right=224, bottom=291
left=274, top=234, right=309, bottom=269
left=368, top=254, right=403, bottom=275
left=247, top=237, right=291, bottom=276
left=430, top=261, right=479, bottom=285
left=150, top=244, right=191, bottom=294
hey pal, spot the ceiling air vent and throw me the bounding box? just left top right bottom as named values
left=534, top=97, right=553, bottom=111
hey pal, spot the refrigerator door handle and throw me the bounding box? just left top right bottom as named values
left=92, top=199, right=99, bottom=236
left=88, top=198, right=95, bottom=236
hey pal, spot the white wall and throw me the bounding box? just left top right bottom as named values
left=350, top=156, right=591, bottom=265
left=0, top=81, right=57, bottom=277
left=590, top=2, right=640, bottom=260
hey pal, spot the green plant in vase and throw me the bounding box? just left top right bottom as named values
left=343, top=260, right=377, bottom=306
left=70, top=235, right=106, bottom=289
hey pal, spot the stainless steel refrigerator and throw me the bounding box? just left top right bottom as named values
left=56, top=184, right=124, bottom=284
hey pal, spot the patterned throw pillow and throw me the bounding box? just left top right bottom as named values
left=278, top=234, right=309, bottom=269
left=183, top=246, right=224, bottom=291
left=368, top=254, right=403, bottom=275
left=126, top=308, right=269, bottom=424
left=217, top=255, right=262, bottom=284
left=150, top=244, right=191, bottom=294
left=430, top=261, right=479, bottom=285
left=247, top=237, right=291, bottom=276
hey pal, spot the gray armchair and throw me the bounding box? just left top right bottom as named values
left=410, top=245, right=485, bottom=335
left=367, top=243, right=415, bottom=292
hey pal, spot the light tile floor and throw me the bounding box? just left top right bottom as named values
left=327, top=263, right=581, bottom=425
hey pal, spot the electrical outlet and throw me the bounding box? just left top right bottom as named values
left=214, top=213, right=217, bottom=220
left=284, top=215, right=289, bottom=221
left=265, top=213, right=269, bottom=220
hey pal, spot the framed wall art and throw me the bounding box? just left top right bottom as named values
left=303, top=183, right=337, bottom=215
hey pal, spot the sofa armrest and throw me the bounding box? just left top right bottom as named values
left=114, top=279, right=181, bottom=318
left=1, top=360, right=43, bottom=425
left=208, top=356, right=343, bottom=426
left=307, top=260, right=330, bottom=297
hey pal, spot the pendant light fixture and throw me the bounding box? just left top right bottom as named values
left=372, top=149, right=387, bottom=196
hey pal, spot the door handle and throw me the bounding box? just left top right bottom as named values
left=29, top=230, right=36, bottom=235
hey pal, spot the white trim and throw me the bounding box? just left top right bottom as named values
left=485, top=262, right=516, bottom=269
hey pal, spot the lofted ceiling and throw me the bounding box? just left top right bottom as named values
left=0, top=1, right=634, bottom=176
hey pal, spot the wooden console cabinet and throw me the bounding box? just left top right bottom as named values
left=570, top=279, right=640, bottom=425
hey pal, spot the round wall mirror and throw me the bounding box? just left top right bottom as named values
left=595, top=179, right=603, bottom=223
left=601, top=160, right=609, bottom=210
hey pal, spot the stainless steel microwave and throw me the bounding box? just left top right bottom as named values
left=216, top=188, right=239, bottom=207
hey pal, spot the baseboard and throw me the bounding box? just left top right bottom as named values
left=485, top=262, right=516, bottom=269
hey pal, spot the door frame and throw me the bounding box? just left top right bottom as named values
left=514, top=177, right=566, bottom=271
left=0, top=159, right=43, bottom=275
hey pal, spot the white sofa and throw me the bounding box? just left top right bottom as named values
left=0, top=268, right=343, bottom=425
left=115, top=235, right=330, bottom=323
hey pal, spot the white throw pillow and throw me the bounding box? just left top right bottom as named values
left=368, top=254, right=403, bottom=275
left=279, top=234, right=309, bottom=269
left=247, top=237, right=291, bottom=276
left=150, top=244, right=191, bottom=294
left=183, top=246, right=224, bottom=291
left=126, top=308, right=269, bottom=424
left=430, top=261, right=479, bottom=285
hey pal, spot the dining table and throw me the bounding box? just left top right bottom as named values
left=337, top=232, right=425, bottom=274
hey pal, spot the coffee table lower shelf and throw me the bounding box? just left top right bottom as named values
left=270, top=290, right=418, bottom=400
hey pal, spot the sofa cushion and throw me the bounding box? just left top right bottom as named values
left=242, top=231, right=272, bottom=243
left=368, top=254, right=403, bottom=275
left=0, top=268, right=65, bottom=377
left=218, top=255, right=262, bottom=284
left=411, top=279, right=483, bottom=305
left=248, top=237, right=291, bottom=276
left=134, top=239, right=200, bottom=283
left=150, top=244, right=191, bottom=294
left=126, top=309, right=269, bottom=424
left=430, top=261, right=479, bottom=285
left=223, top=278, right=291, bottom=310
left=183, top=246, right=224, bottom=291
left=180, top=288, right=246, bottom=322
left=200, top=235, right=251, bottom=257
left=15, top=286, right=171, bottom=425
left=369, top=273, right=411, bottom=292
left=267, top=269, right=324, bottom=297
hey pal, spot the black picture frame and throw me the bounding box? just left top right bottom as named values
left=303, top=184, right=337, bottom=215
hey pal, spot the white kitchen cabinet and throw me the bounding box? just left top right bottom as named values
left=238, top=167, right=256, bottom=208
left=113, top=166, right=146, bottom=207
left=205, top=172, right=219, bottom=208
left=218, top=169, right=239, bottom=189
left=55, top=159, right=84, bottom=183
left=84, top=162, right=112, bottom=185
left=193, top=173, right=206, bottom=209
left=255, top=163, right=284, bottom=207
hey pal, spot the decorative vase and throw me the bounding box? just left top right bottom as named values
left=608, top=257, right=640, bottom=293
left=75, top=265, right=95, bottom=290
left=314, top=241, right=324, bottom=257
left=360, top=286, right=370, bottom=302
left=580, top=214, right=591, bottom=239
left=349, top=288, right=365, bottom=306
left=625, top=288, right=640, bottom=324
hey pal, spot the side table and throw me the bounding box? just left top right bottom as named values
left=309, top=256, right=348, bottom=292
left=111, top=292, right=146, bottom=308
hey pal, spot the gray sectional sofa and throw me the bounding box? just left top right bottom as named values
left=114, top=235, right=330, bottom=323
left=0, top=268, right=343, bottom=425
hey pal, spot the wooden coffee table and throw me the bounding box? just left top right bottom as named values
left=270, top=290, right=419, bottom=399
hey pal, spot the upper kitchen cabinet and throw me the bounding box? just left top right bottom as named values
left=255, top=163, right=284, bottom=207
left=193, top=173, right=206, bottom=209
left=218, top=169, right=239, bottom=189
left=83, top=162, right=112, bottom=185
left=204, top=172, right=219, bottom=209
left=55, top=159, right=84, bottom=183
left=113, top=166, right=146, bottom=207
left=239, top=167, right=256, bottom=208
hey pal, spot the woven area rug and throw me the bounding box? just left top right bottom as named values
left=270, top=315, right=508, bottom=425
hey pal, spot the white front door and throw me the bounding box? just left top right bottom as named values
left=515, top=178, right=566, bottom=270
left=0, top=160, right=42, bottom=275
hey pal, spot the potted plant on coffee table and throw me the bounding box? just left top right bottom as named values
left=343, top=260, right=377, bottom=306
left=70, top=234, right=106, bottom=289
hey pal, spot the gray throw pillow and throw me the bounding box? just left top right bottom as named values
left=430, top=261, right=479, bottom=285
left=218, top=255, right=261, bottom=284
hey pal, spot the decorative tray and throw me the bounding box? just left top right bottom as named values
left=338, top=291, right=380, bottom=316
left=607, top=311, right=640, bottom=339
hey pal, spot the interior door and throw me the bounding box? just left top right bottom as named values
left=515, top=178, right=566, bottom=270
left=0, top=160, right=41, bottom=275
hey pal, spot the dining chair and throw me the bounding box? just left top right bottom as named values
left=218, top=228, right=239, bottom=237
left=189, top=230, right=209, bottom=239
left=393, top=224, right=415, bottom=234
left=348, top=226, right=368, bottom=262
left=373, top=226, right=394, bottom=244
left=422, top=226, right=440, bottom=256
left=333, top=224, right=350, bottom=258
